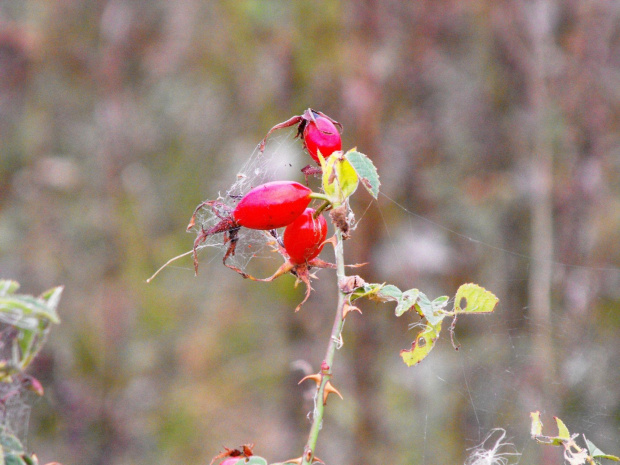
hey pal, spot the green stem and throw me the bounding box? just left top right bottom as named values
left=309, top=192, right=332, bottom=204
left=313, top=200, right=331, bottom=219
left=301, top=228, right=347, bottom=465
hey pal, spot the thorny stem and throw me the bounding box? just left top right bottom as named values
left=301, top=228, right=347, bottom=465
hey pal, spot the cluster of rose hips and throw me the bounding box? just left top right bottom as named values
left=188, top=109, right=342, bottom=310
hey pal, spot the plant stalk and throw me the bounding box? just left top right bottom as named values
left=301, top=228, right=347, bottom=465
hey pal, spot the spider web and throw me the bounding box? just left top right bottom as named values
left=364, top=193, right=620, bottom=465
left=0, top=324, right=35, bottom=449
left=189, top=129, right=309, bottom=273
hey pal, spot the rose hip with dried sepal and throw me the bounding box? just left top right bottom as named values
left=259, top=108, right=342, bottom=164
left=210, top=444, right=256, bottom=465
left=187, top=181, right=314, bottom=274
left=228, top=207, right=365, bottom=312
left=229, top=208, right=343, bottom=312
left=302, top=114, right=342, bottom=164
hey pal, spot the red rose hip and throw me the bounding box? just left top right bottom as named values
left=283, top=208, right=328, bottom=264
left=233, top=181, right=312, bottom=230
left=303, top=115, right=342, bottom=163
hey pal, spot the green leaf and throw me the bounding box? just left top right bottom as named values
left=400, top=321, right=442, bottom=366
left=415, top=292, right=446, bottom=325
left=19, top=454, right=38, bottom=465
left=349, top=283, right=385, bottom=302
left=395, top=289, right=420, bottom=317
left=345, top=149, right=380, bottom=198
left=0, top=433, right=24, bottom=455
left=0, top=281, right=19, bottom=297
left=321, top=151, right=359, bottom=203
left=3, top=455, right=27, bottom=465
left=244, top=457, right=268, bottom=465
left=270, top=459, right=325, bottom=465
left=554, top=416, right=571, bottom=440
left=530, top=411, right=543, bottom=437
left=530, top=411, right=570, bottom=446
left=453, top=283, right=499, bottom=314
left=39, top=285, right=63, bottom=317
left=0, top=283, right=62, bottom=375
left=587, top=439, right=620, bottom=461
left=374, top=284, right=402, bottom=302
left=0, top=292, right=61, bottom=324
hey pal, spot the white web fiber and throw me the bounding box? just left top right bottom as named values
left=190, top=129, right=308, bottom=272
left=0, top=325, right=34, bottom=447
left=464, top=429, right=520, bottom=465
left=0, top=378, right=32, bottom=446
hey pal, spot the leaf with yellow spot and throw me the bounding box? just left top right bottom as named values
left=453, top=283, right=499, bottom=314
left=400, top=321, right=442, bottom=367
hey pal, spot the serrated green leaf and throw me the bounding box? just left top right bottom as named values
left=345, top=150, right=380, bottom=198
left=0, top=281, right=19, bottom=297
left=322, top=152, right=359, bottom=203
left=453, top=283, right=499, bottom=314
left=554, top=416, right=571, bottom=440
left=415, top=292, right=446, bottom=325
left=375, top=284, right=402, bottom=302
left=587, top=439, right=620, bottom=461
left=400, top=321, right=442, bottom=366
left=395, top=289, right=420, bottom=317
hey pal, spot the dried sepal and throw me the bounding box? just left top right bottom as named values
left=321, top=235, right=338, bottom=250
left=226, top=256, right=335, bottom=312
left=340, top=275, right=367, bottom=294
left=329, top=205, right=349, bottom=236
left=209, top=444, right=255, bottom=465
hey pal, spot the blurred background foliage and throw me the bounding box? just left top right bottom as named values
left=0, top=1, right=619, bottom=464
